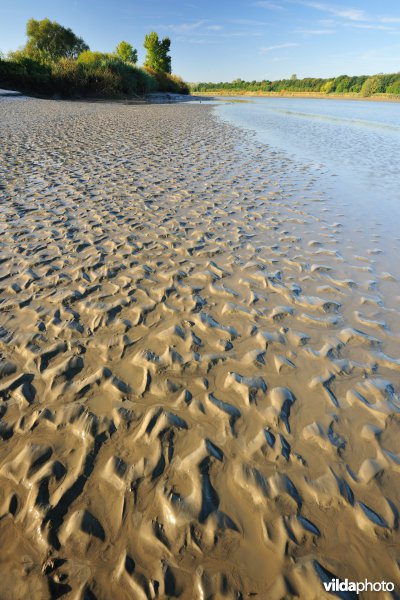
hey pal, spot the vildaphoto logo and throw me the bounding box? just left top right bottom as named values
left=323, top=579, right=395, bottom=594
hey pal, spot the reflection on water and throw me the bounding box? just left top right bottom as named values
left=216, top=97, right=400, bottom=225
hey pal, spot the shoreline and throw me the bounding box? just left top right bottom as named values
left=0, top=86, right=203, bottom=104
left=9, top=85, right=400, bottom=106
left=0, top=97, right=399, bottom=598
left=192, top=90, right=400, bottom=103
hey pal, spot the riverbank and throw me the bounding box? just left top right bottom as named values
left=0, top=57, right=189, bottom=100
left=192, top=89, right=400, bottom=102
left=0, top=97, right=399, bottom=599
left=0, top=88, right=206, bottom=104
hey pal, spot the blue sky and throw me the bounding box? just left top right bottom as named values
left=1, top=1, right=400, bottom=81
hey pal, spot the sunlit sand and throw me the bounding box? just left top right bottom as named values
left=0, top=97, right=399, bottom=598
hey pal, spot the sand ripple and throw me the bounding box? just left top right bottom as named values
left=0, top=98, right=399, bottom=599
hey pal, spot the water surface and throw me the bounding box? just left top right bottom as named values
left=216, top=97, right=400, bottom=229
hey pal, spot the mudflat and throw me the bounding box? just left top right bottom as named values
left=0, top=98, right=399, bottom=599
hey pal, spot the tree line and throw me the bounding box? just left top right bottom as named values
left=0, top=18, right=189, bottom=97
left=191, top=73, right=400, bottom=97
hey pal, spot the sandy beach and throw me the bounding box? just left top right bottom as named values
left=0, top=97, right=399, bottom=599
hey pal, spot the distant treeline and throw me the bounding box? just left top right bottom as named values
left=0, top=18, right=189, bottom=98
left=191, top=73, right=400, bottom=97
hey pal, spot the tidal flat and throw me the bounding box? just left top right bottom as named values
left=0, top=97, right=399, bottom=599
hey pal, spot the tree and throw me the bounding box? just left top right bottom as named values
left=115, top=41, right=137, bottom=64
left=321, top=80, right=335, bottom=94
left=144, top=32, right=171, bottom=73
left=24, top=18, right=88, bottom=63
left=360, top=75, right=382, bottom=97
left=387, top=79, right=400, bottom=94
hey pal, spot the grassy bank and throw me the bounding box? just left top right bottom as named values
left=0, top=56, right=189, bottom=99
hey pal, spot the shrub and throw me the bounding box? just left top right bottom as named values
left=1, top=51, right=186, bottom=98
left=76, top=50, right=111, bottom=66
left=51, top=58, right=158, bottom=97
left=321, top=80, right=335, bottom=94
left=360, top=75, right=385, bottom=97
left=130, top=67, right=158, bottom=95
left=0, top=57, right=52, bottom=94
left=387, top=80, right=400, bottom=94
left=145, top=67, right=189, bottom=94
left=168, top=74, right=190, bottom=94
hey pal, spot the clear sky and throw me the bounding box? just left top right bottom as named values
left=1, top=1, right=399, bottom=82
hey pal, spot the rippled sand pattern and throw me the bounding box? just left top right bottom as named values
left=0, top=99, right=399, bottom=599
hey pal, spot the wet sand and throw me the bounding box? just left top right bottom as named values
left=0, top=98, right=399, bottom=599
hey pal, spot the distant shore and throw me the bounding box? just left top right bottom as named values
left=192, top=90, right=400, bottom=103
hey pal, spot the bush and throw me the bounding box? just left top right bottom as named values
left=52, top=58, right=158, bottom=97
left=8, top=53, right=49, bottom=74
left=321, top=80, right=335, bottom=94
left=335, top=76, right=351, bottom=93
left=1, top=47, right=187, bottom=98
left=387, top=80, right=400, bottom=94
left=168, top=73, right=190, bottom=94
left=76, top=50, right=111, bottom=66
left=360, top=75, right=385, bottom=97
left=131, top=67, right=158, bottom=95
left=0, top=55, right=161, bottom=98
left=145, top=67, right=189, bottom=94
left=0, top=57, right=52, bottom=94
left=52, top=59, right=117, bottom=96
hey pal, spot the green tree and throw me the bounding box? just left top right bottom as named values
left=24, top=18, right=88, bottom=63
left=144, top=32, right=171, bottom=73
left=321, top=80, right=335, bottom=94
left=360, top=75, right=382, bottom=97
left=115, top=41, right=137, bottom=64
left=387, top=79, right=400, bottom=94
